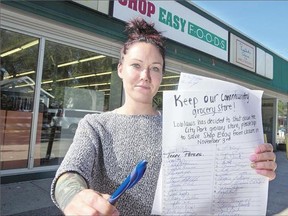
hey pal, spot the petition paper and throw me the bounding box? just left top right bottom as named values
left=152, top=73, right=269, bottom=215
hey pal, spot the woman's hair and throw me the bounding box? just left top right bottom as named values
left=120, top=17, right=166, bottom=71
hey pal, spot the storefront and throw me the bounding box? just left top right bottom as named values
left=1, top=0, right=287, bottom=180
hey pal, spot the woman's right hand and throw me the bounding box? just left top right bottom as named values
left=63, top=189, right=119, bottom=216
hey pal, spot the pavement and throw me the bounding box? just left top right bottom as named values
left=1, top=178, right=63, bottom=216
left=266, top=150, right=288, bottom=216
left=1, top=150, right=288, bottom=216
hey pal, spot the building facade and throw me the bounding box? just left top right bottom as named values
left=1, top=0, right=287, bottom=180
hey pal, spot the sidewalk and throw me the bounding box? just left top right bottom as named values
left=1, top=178, right=62, bottom=216
left=267, top=150, right=288, bottom=216
left=1, top=151, right=288, bottom=216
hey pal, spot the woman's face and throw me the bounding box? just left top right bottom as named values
left=118, top=42, right=163, bottom=105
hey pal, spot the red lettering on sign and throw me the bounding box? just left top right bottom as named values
left=117, top=0, right=155, bottom=17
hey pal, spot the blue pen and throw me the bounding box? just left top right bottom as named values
left=108, top=160, right=148, bottom=205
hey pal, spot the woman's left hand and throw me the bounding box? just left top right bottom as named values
left=250, top=143, right=277, bottom=180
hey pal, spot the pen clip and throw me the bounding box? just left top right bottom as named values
left=108, top=160, right=148, bottom=205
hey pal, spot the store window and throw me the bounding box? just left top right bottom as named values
left=262, top=99, right=276, bottom=145
left=36, top=40, right=120, bottom=167
left=0, top=29, right=39, bottom=170
left=1, top=29, right=180, bottom=170
left=277, top=100, right=288, bottom=149
left=262, top=98, right=288, bottom=149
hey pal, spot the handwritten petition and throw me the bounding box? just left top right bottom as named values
left=152, top=74, right=269, bottom=215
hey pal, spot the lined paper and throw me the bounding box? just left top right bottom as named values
left=152, top=74, right=268, bottom=215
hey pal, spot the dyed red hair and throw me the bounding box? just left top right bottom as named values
left=120, top=17, right=166, bottom=71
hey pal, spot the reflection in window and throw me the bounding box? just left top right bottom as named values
left=38, top=40, right=119, bottom=167
left=0, top=29, right=39, bottom=170
left=277, top=100, right=288, bottom=149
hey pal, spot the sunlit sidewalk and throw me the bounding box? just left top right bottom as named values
left=267, top=151, right=288, bottom=216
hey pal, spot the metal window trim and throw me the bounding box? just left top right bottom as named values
left=27, top=37, right=45, bottom=169
left=0, top=165, right=59, bottom=177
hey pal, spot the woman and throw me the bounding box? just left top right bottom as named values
left=51, top=18, right=277, bottom=216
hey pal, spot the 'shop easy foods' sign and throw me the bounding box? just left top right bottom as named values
left=113, top=0, right=228, bottom=61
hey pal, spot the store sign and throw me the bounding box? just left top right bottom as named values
left=256, top=48, right=273, bottom=79
left=113, top=0, right=228, bottom=61
left=230, top=34, right=255, bottom=72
